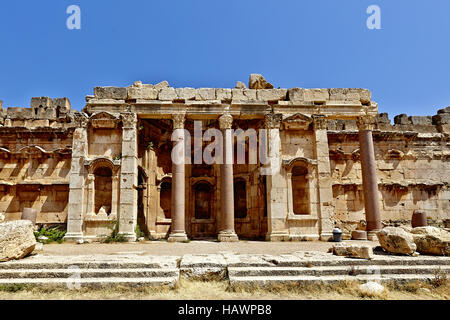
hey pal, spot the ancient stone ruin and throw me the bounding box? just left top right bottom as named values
left=0, top=74, right=448, bottom=242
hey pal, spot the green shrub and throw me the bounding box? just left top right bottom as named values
left=100, top=220, right=127, bottom=243
left=135, top=224, right=145, bottom=239
left=34, top=226, right=66, bottom=244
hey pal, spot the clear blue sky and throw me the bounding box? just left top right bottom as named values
left=0, top=0, right=449, bottom=117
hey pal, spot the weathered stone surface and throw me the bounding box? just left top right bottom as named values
left=329, top=243, right=374, bottom=259
left=158, top=87, right=177, bottom=101
left=30, top=97, right=52, bottom=109
left=303, top=89, right=329, bottom=102
left=216, top=88, right=232, bottom=101
left=411, top=226, right=450, bottom=256
left=359, top=281, right=385, bottom=296
left=288, top=88, right=305, bottom=102
left=256, top=89, right=287, bottom=101
left=180, top=254, right=227, bottom=279
left=248, top=74, right=273, bottom=89
left=0, top=212, right=5, bottom=223
left=231, top=89, right=257, bottom=101
left=175, top=88, right=196, bottom=100
left=377, top=227, right=417, bottom=255
left=0, top=220, right=36, bottom=262
left=127, top=86, right=158, bottom=100
left=235, top=81, right=246, bottom=89
left=154, top=81, right=169, bottom=90
left=195, top=88, right=216, bottom=101
left=94, top=87, right=127, bottom=100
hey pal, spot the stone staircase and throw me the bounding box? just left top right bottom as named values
left=0, top=252, right=448, bottom=289
left=227, top=256, right=450, bottom=288
left=0, top=254, right=180, bottom=289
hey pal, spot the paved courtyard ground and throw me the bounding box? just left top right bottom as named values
left=42, top=240, right=380, bottom=256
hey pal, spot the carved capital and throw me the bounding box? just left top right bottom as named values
left=312, top=114, right=327, bottom=130
left=219, top=113, right=233, bottom=130
left=357, top=115, right=376, bottom=131
left=87, top=174, right=95, bottom=182
left=71, top=112, right=89, bottom=128
left=121, top=113, right=137, bottom=128
left=172, top=114, right=185, bottom=129
left=265, top=113, right=282, bottom=129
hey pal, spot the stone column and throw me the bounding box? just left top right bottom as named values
left=168, top=114, right=188, bottom=242
left=118, top=113, right=138, bottom=242
left=87, top=174, right=95, bottom=215
left=264, top=113, right=289, bottom=241
left=218, top=113, right=238, bottom=242
left=111, top=175, right=119, bottom=219
left=312, top=115, right=334, bottom=241
left=357, top=115, right=382, bottom=239
left=64, top=114, right=89, bottom=242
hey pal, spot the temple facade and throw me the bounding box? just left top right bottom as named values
left=0, top=77, right=448, bottom=242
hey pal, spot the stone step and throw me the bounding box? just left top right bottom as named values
left=229, top=274, right=443, bottom=287
left=228, top=265, right=450, bottom=277
left=0, top=255, right=179, bottom=270
left=0, top=268, right=180, bottom=279
left=285, top=257, right=450, bottom=267
left=0, top=277, right=177, bottom=289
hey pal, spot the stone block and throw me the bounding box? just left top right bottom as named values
left=158, top=88, right=177, bottom=101
left=195, top=88, right=216, bottom=100
left=175, top=88, right=196, bottom=100
left=248, top=74, right=273, bottom=89
left=216, top=88, right=232, bottom=101
left=432, top=113, right=450, bottom=125
left=53, top=97, right=71, bottom=110
left=288, top=88, right=305, bottom=102
left=6, top=107, right=33, bottom=119
left=94, top=87, right=127, bottom=100
left=409, top=116, right=432, bottom=125
left=256, top=89, right=287, bottom=101
left=231, top=89, right=257, bottom=101
left=394, top=114, right=410, bottom=125
left=31, top=97, right=53, bottom=109
left=127, top=87, right=158, bottom=100
left=303, top=89, right=329, bottom=102
left=154, top=81, right=169, bottom=90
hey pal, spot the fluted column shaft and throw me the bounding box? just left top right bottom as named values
left=358, top=116, right=382, bottom=238
left=218, top=114, right=238, bottom=242
left=168, top=114, right=188, bottom=242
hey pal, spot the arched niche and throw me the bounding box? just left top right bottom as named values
left=194, top=181, right=213, bottom=220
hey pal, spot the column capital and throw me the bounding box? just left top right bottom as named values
left=357, top=115, right=376, bottom=131
left=219, top=113, right=233, bottom=130
left=312, top=114, right=327, bottom=130
left=121, top=113, right=138, bottom=129
left=265, top=113, right=283, bottom=129
left=87, top=173, right=95, bottom=182
left=71, top=112, right=89, bottom=128
left=172, top=114, right=186, bottom=129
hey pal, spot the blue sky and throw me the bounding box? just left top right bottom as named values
left=0, top=0, right=449, bottom=117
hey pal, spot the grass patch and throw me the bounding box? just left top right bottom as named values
left=34, top=226, right=66, bottom=244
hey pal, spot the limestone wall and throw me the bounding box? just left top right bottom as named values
left=328, top=107, right=450, bottom=238
left=0, top=97, right=76, bottom=225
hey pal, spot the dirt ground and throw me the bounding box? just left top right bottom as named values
left=0, top=279, right=448, bottom=300
left=41, top=239, right=379, bottom=256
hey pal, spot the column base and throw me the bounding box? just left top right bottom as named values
left=119, top=232, right=137, bottom=242
left=168, top=232, right=188, bottom=242
left=63, top=233, right=84, bottom=243
left=367, top=230, right=380, bottom=241
left=320, top=233, right=333, bottom=241
left=218, top=231, right=238, bottom=242
left=265, top=232, right=290, bottom=242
